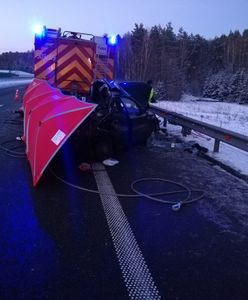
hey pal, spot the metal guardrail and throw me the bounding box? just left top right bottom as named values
left=150, top=105, right=248, bottom=153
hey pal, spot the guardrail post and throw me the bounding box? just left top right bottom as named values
left=163, top=118, right=167, bottom=127
left=181, top=127, right=192, bottom=137
left=149, top=106, right=248, bottom=153
left=214, top=139, right=220, bottom=152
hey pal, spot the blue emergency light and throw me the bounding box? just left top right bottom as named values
left=33, top=25, right=44, bottom=37
left=108, top=35, right=117, bottom=45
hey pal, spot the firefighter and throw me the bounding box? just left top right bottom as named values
left=147, top=80, right=156, bottom=103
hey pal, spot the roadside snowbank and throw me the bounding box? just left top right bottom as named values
left=0, top=70, right=33, bottom=77
left=167, top=123, right=248, bottom=176
left=154, top=98, right=248, bottom=177
left=155, top=98, right=248, bottom=136
left=0, top=79, right=33, bottom=88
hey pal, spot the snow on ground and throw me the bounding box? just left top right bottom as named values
left=12, top=71, right=34, bottom=77
left=167, top=123, right=248, bottom=176
left=154, top=96, right=248, bottom=177
left=0, top=70, right=34, bottom=77
left=155, top=95, right=248, bottom=136
left=0, top=79, right=33, bottom=88
left=181, top=94, right=218, bottom=102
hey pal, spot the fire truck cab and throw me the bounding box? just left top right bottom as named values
left=34, top=26, right=117, bottom=96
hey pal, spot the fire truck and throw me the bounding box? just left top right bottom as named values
left=31, top=26, right=157, bottom=162
left=34, top=26, right=117, bottom=95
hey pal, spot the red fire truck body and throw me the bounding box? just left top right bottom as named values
left=34, top=27, right=116, bottom=95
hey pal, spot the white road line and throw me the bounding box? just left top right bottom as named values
left=92, top=163, right=161, bottom=300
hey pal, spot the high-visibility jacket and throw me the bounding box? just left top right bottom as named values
left=148, top=87, right=155, bottom=103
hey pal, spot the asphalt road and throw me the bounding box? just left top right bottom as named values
left=1, top=85, right=248, bottom=300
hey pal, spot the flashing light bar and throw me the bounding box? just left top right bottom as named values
left=33, top=25, right=44, bottom=37
left=108, top=35, right=117, bottom=45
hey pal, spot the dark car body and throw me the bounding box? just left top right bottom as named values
left=71, top=80, right=157, bottom=160
left=118, top=81, right=152, bottom=112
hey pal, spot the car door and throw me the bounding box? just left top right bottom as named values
left=112, top=95, right=154, bottom=146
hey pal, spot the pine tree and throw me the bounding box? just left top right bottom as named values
left=130, top=23, right=148, bottom=80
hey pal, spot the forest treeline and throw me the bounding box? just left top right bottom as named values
left=118, top=23, right=248, bottom=102
left=1, top=23, right=248, bottom=102
left=0, top=51, right=33, bottom=74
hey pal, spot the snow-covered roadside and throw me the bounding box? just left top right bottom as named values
left=0, top=79, right=33, bottom=88
left=154, top=97, right=248, bottom=177
left=0, top=70, right=34, bottom=78
left=155, top=96, right=248, bottom=136
left=167, top=123, right=248, bottom=176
